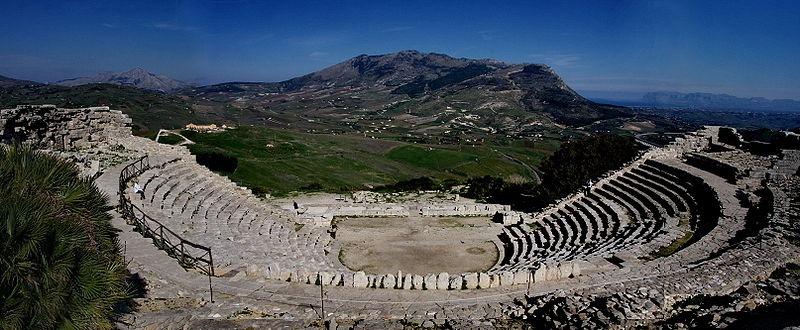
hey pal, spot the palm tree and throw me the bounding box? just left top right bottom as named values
left=0, top=144, right=128, bottom=329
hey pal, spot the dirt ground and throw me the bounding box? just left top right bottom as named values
left=335, top=216, right=502, bottom=275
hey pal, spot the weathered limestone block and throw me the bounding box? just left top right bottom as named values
left=534, top=266, right=547, bottom=283
left=367, top=275, right=376, bottom=288
left=489, top=274, right=501, bottom=288
left=403, top=274, right=413, bottom=290
left=558, top=263, right=572, bottom=279
left=478, top=273, right=491, bottom=289
left=423, top=274, right=437, bottom=290
left=500, top=271, right=514, bottom=286
left=513, top=271, right=529, bottom=285
left=318, top=271, right=333, bottom=285
left=449, top=275, right=463, bottom=290
left=464, top=273, right=479, bottom=289
left=571, top=262, right=582, bottom=277
left=413, top=275, right=424, bottom=290
left=397, top=271, right=403, bottom=288
left=437, top=272, right=450, bottom=290
left=331, top=273, right=343, bottom=286
left=265, top=265, right=280, bottom=280
left=353, top=271, right=368, bottom=288
left=343, top=272, right=354, bottom=287
left=546, top=265, right=560, bottom=281
left=382, top=274, right=396, bottom=289
left=302, top=271, right=314, bottom=284
left=246, top=264, right=262, bottom=277
left=277, top=269, right=292, bottom=281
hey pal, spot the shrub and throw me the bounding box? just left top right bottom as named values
left=465, top=176, right=507, bottom=200
left=465, top=134, right=642, bottom=211
left=191, top=146, right=238, bottom=174
left=0, top=145, right=128, bottom=329
left=375, top=177, right=439, bottom=192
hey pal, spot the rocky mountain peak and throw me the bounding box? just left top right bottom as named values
left=55, top=68, right=191, bottom=92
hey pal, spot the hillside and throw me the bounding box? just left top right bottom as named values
left=639, top=91, right=800, bottom=112
left=56, top=68, right=191, bottom=92
left=186, top=50, right=630, bottom=134
left=0, top=74, right=41, bottom=88
left=179, top=125, right=557, bottom=195
left=0, top=83, right=198, bottom=131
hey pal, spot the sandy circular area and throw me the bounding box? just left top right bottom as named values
left=335, top=216, right=501, bottom=275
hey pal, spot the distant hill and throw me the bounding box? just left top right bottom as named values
left=55, top=68, right=191, bottom=92
left=0, top=83, right=198, bottom=131
left=188, top=50, right=627, bottom=126
left=639, top=91, right=800, bottom=112
left=0, top=74, right=41, bottom=88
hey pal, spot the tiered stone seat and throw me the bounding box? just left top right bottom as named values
left=127, top=159, right=339, bottom=275
left=493, top=160, right=708, bottom=273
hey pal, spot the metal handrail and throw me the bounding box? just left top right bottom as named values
left=118, top=155, right=215, bottom=277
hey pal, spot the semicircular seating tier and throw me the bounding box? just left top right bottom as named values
left=491, top=154, right=746, bottom=274
left=126, top=157, right=339, bottom=277
left=121, top=126, right=765, bottom=290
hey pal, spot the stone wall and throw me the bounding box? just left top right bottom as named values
left=419, top=203, right=510, bottom=217
left=0, top=104, right=132, bottom=151
left=256, top=260, right=584, bottom=290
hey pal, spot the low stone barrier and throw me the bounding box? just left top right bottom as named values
left=252, top=260, right=586, bottom=290
left=420, top=203, right=510, bottom=217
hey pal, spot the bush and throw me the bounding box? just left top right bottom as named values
left=191, top=146, right=238, bottom=174
left=465, top=176, right=507, bottom=200
left=375, top=177, right=439, bottom=192
left=465, top=134, right=642, bottom=211
left=0, top=145, right=128, bottom=329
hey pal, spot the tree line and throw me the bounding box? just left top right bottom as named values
left=465, top=134, right=642, bottom=212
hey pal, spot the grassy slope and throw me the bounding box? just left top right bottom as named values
left=182, top=126, right=556, bottom=195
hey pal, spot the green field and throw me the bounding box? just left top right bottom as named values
left=180, top=126, right=557, bottom=196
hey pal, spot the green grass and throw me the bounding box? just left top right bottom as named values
left=386, top=145, right=477, bottom=170
left=155, top=133, right=185, bottom=145
left=182, top=126, right=555, bottom=196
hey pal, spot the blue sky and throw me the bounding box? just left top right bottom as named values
left=1, top=0, right=798, bottom=99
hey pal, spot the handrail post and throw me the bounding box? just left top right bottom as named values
left=320, top=278, right=325, bottom=324
left=209, top=249, right=215, bottom=276
left=208, top=272, right=214, bottom=303
left=180, top=243, right=186, bottom=266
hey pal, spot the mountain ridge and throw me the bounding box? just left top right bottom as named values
left=55, top=68, right=192, bottom=92
left=638, top=91, right=800, bottom=112
left=0, top=74, right=41, bottom=88
left=187, top=50, right=627, bottom=126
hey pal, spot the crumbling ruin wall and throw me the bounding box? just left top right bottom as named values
left=0, top=104, right=132, bottom=151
